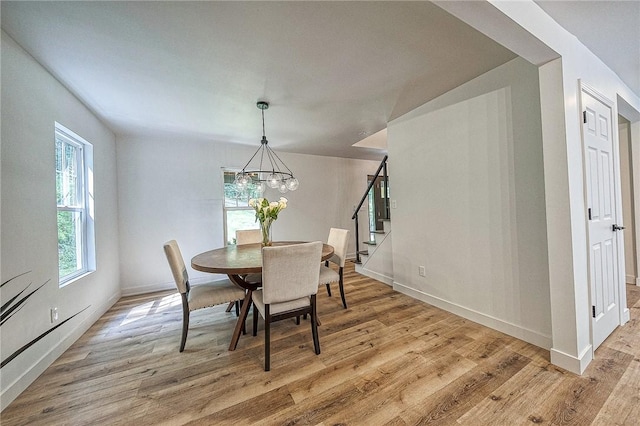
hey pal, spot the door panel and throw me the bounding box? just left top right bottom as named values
left=583, top=88, right=620, bottom=349
left=600, top=152, right=613, bottom=219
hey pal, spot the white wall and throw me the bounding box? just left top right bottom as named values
left=116, top=136, right=378, bottom=295
left=388, top=58, right=550, bottom=348
left=1, top=32, right=121, bottom=409
left=436, top=0, right=640, bottom=373
left=496, top=0, right=639, bottom=374
left=619, top=120, right=636, bottom=283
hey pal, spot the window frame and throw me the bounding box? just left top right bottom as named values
left=222, top=169, right=261, bottom=245
left=55, top=122, right=95, bottom=286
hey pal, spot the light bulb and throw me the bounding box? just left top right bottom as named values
left=255, top=181, right=266, bottom=194
left=285, top=177, right=299, bottom=191
left=235, top=173, right=249, bottom=190
left=278, top=182, right=288, bottom=193
left=267, top=173, right=281, bottom=188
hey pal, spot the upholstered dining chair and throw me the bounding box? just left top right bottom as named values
left=235, top=228, right=262, bottom=285
left=252, top=241, right=323, bottom=371
left=163, top=240, right=246, bottom=352
left=319, top=228, right=350, bottom=309
left=235, top=229, right=261, bottom=245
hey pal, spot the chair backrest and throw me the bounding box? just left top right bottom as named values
left=327, top=228, right=350, bottom=268
left=163, top=240, right=189, bottom=294
left=262, top=241, right=322, bottom=305
left=236, top=229, right=262, bottom=245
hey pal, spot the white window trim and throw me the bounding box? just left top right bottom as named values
left=56, top=122, right=96, bottom=286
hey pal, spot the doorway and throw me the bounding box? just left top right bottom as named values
left=581, top=85, right=622, bottom=350
left=618, top=116, right=637, bottom=286
left=367, top=175, right=389, bottom=232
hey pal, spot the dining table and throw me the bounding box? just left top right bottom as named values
left=191, top=241, right=335, bottom=351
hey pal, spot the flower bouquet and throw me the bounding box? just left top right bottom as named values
left=248, top=197, right=288, bottom=246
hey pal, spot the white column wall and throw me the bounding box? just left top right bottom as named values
left=618, top=121, right=636, bottom=283
left=632, top=120, right=640, bottom=286
left=116, top=136, right=378, bottom=295
left=1, top=32, right=121, bottom=408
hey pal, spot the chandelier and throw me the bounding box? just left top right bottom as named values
left=234, top=101, right=299, bottom=194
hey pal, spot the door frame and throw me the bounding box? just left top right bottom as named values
left=579, top=80, right=626, bottom=352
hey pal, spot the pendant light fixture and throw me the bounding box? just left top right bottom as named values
left=234, top=101, right=299, bottom=194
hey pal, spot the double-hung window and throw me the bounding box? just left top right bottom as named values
left=222, top=170, right=261, bottom=245
left=55, top=123, right=95, bottom=285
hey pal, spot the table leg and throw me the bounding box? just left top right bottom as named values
left=229, top=289, right=252, bottom=351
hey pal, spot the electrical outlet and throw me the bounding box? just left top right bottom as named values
left=419, top=266, right=426, bottom=277
left=391, top=200, right=397, bottom=209
left=50, top=307, right=58, bottom=323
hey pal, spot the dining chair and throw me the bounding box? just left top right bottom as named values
left=252, top=241, right=323, bottom=371
left=223, top=228, right=262, bottom=315
left=163, top=240, right=246, bottom=352
left=235, top=228, right=262, bottom=285
left=319, top=228, right=350, bottom=309
left=235, top=229, right=261, bottom=245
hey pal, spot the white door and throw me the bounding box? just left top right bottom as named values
left=583, top=88, right=621, bottom=349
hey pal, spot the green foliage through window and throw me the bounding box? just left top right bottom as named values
left=55, top=124, right=91, bottom=283
left=223, top=171, right=260, bottom=244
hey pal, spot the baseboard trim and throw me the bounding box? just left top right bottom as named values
left=355, top=265, right=393, bottom=286
left=1, top=290, right=121, bottom=411
left=121, top=281, right=175, bottom=297
left=626, top=274, right=636, bottom=285
left=550, top=345, right=592, bottom=375
left=636, top=277, right=640, bottom=286
left=393, top=281, right=552, bottom=350
left=120, top=276, right=234, bottom=297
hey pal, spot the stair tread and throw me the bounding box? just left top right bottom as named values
left=362, top=241, right=377, bottom=245
left=370, top=230, right=385, bottom=234
left=357, top=250, right=369, bottom=255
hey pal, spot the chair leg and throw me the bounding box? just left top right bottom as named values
left=180, top=294, right=189, bottom=352
left=241, top=299, right=247, bottom=335
left=310, top=295, right=321, bottom=355
left=296, top=316, right=300, bottom=325
left=338, top=267, right=347, bottom=309
left=235, top=300, right=240, bottom=316
left=324, top=261, right=332, bottom=296
left=253, top=303, right=258, bottom=336
left=264, top=305, right=271, bottom=371
left=225, top=301, right=234, bottom=313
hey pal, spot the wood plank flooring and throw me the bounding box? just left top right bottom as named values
left=2, top=263, right=639, bottom=425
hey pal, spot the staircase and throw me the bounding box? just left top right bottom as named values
left=351, top=155, right=394, bottom=286
left=354, top=219, right=393, bottom=285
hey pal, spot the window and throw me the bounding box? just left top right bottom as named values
left=55, top=123, right=95, bottom=285
left=223, top=170, right=261, bottom=245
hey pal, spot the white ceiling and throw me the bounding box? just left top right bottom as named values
left=1, top=1, right=637, bottom=161
left=536, top=0, right=640, bottom=97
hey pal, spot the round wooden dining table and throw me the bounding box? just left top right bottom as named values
left=191, top=241, right=334, bottom=351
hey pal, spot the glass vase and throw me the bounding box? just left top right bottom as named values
left=261, top=220, right=272, bottom=247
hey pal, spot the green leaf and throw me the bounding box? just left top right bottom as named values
left=0, top=280, right=49, bottom=326
left=1, top=271, right=31, bottom=288
left=1, top=306, right=90, bottom=369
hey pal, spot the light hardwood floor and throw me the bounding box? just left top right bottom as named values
left=2, top=263, right=639, bottom=425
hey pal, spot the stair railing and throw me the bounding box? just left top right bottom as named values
left=352, top=155, right=388, bottom=264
